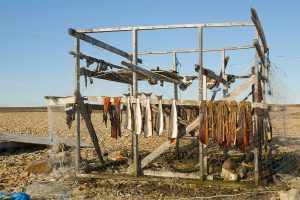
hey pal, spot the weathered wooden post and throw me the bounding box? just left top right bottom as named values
left=221, top=49, right=228, bottom=97
left=253, top=30, right=260, bottom=186
left=198, top=26, right=204, bottom=181
left=74, top=37, right=81, bottom=171
left=132, top=28, right=140, bottom=177
left=173, top=52, right=181, bottom=159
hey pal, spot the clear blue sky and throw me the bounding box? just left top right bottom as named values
left=0, top=0, right=299, bottom=106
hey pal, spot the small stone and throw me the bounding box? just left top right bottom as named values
left=236, top=163, right=248, bottom=179
left=206, top=174, right=222, bottom=181
left=221, top=168, right=238, bottom=181
left=222, top=158, right=234, bottom=171
left=107, top=151, right=127, bottom=161
left=291, top=180, right=300, bottom=190
left=278, top=189, right=300, bottom=200
left=71, top=188, right=88, bottom=196
left=244, top=151, right=254, bottom=163
left=52, top=143, right=69, bottom=153
left=6, top=158, right=15, bottom=167
left=26, top=160, right=53, bottom=174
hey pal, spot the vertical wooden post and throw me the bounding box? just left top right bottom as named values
left=74, top=37, right=81, bottom=171
left=203, top=75, right=208, bottom=175
left=198, top=26, right=204, bottom=181
left=253, top=30, right=260, bottom=186
left=132, top=28, right=140, bottom=177
left=173, top=52, right=180, bottom=159
left=221, top=50, right=229, bottom=159
left=221, top=49, right=228, bottom=97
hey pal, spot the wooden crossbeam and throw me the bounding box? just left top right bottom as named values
left=127, top=115, right=201, bottom=173
left=76, top=22, right=254, bottom=33
left=75, top=91, right=104, bottom=164
left=45, top=96, right=269, bottom=108
left=137, top=45, right=255, bottom=55
left=68, top=28, right=142, bottom=64
left=251, top=8, right=268, bottom=53
left=223, top=75, right=255, bottom=100
left=195, top=65, right=227, bottom=85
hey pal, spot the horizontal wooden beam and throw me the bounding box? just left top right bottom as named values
left=69, top=51, right=123, bottom=69
left=68, top=28, right=142, bottom=64
left=137, top=45, right=255, bottom=55
left=45, top=95, right=269, bottom=108
left=76, top=22, right=254, bottom=33
left=253, top=39, right=265, bottom=66
left=143, top=170, right=199, bottom=180
left=223, top=75, right=255, bottom=100
left=251, top=8, right=268, bottom=53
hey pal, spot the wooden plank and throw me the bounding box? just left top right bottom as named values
left=137, top=45, right=255, bottom=55
left=127, top=116, right=201, bottom=173
left=68, top=28, right=142, bottom=64
left=251, top=8, right=268, bottom=53
left=143, top=170, right=199, bottom=179
left=45, top=96, right=270, bottom=108
left=253, top=39, right=265, bottom=66
left=75, top=91, right=104, bottom=163
left=0, top=132, right=92, bottom=147
left=76, top=22, right=254, bottom=33
left=223, top=75, right=255, bottom=100
left=76, top=173, right=251, bottom=187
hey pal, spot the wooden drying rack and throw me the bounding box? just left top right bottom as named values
left=45, top=7, right=270, bottom=185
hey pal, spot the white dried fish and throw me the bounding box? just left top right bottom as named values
left=144, top=98, right=153, bottom=137
left=125, top=96, right=132, bottom=130
left=168, top=99, right=178, bottom=143
left=156, top=97, right=164, bottom=136
left=135, top=97, right=142, bottom=135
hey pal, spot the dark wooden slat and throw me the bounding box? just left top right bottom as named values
left=75, top=91, right=104, bottom=163
left=0, top=132, right=92, bottom=147
left=68, top=28, right=142, bottom=64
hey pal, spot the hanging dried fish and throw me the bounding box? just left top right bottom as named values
left=113, top=97, right=122, bottom=139
left=168, top=99, right=178, bottom=143
left=135, top=97, right=142, bottom=135
left=199, top=100, right=209, bottom=145
left=103, top=96, right=110, bottom=127
left=144, top=97, right=153, bottom=137
left=124, top=95, right=132, bottom=130
left=156, top=95, right=164, bottom=136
